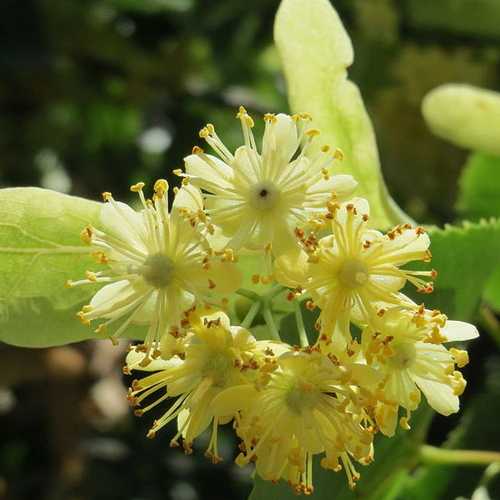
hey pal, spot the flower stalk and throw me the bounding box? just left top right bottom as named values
left=420, top=445, right=500, bottom=467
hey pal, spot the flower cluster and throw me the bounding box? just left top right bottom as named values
left=69, top=108, right=478, bottom=494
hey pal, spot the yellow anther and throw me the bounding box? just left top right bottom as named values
left=102, top=191, right=113, bottom=202
left=130, top=182, right=145, bottom=193
left=95, top=324, right=107, bottom=334
left=305, top=128, right=321, bottom=137
left=85, top=271, right=97, bottom=282
left=206, top=123, right=215, bottom=134
left=236, top=105, right=248, bottom=118
left=320, top=145, right=330, bottom=153
left=173, top=168, right=183, bottom=177
left=244, top=114, right=254, bottom=127
left=299, top=112, right=312, bottom=121
left=192, top=145, right=204, bottom=154
left=251, top=274, right=260, bottom=284
left=80, top=226, right=93, bottom=244
left=399, top=416, right=411, bottom=430
left=333, top=148, right=344, bottom=160
left=92, top=251, right=108, bottom=264
left=264, top=113, right=277, bottom=123
left=76, top=311, right=91, bottom=326
left=173, top=186, right=180, bottom=195
left=452, top=371, right=467, bottom=396
left=222, top=248, right=235, bottom=262
left=64, top=280, right=73, bottom=288
left=450, top=348, right=469, bottom=368
left=82, top=305, right=93, bottom=313
left=154, top=179, right=168, bottom=197
left=199, top=126, right=210, bottom=138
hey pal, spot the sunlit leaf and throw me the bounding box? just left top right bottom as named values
left=0, top=188, right=104, bottom=346
left=274, top=0, right=401, bottom=230
left=456, top=154, right=500, bottom=311
left=413, top=219, right=500, bottom=320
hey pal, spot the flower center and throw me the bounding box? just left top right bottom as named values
left=140, top=253, right=174, bottom=288
left=203, top=351, right=233, bottom=387
left=338, top=259, right=369, bottom=289
left=285, top=377, right=320, bottom=415
left=386, top=342, right=417, bottom=371
left=249, top=181, right=280, bottom=211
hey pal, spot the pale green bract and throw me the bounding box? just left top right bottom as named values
left=274, top=0, right=405, bottom=230
left=422, top=84, right=500, bottom=156
left=0, top=187, right=104, bottom=347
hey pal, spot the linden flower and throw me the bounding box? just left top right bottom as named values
left=67, top=181, right=240, bottom=358
left=126, top=310, right=276, bottom=462
left=211, top=351, right=374, bottom=494
left=276, top=198, right=435, bottom=338
left=180, top=107, right=357, bottom=256
left=362, top=307, right=479, bottom=436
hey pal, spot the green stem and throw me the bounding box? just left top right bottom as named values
left=265, top=284, right=286, bottom=300
left=294, top=300, right=309, bottom=347
left=235, top=288, right=261, bottom=302
left=480, top=305, right=500, bottom=349
left=241, top=300, right=261, bottom=329
left=420, top=445, right=500, bottom=467
left=263, top=306, right=281, bottom=342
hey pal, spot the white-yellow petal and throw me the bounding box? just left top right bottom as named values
left=441, top=320, right=479, bottom=342
left=210, top=384, right=258, bottom=416
left=412, top=375, right=459, bottom=416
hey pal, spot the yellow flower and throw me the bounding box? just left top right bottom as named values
left=126, top=310, right=275, bottom=462
left=180, top=107, right=357, bottom=256
left=212, top=350, right=374, bottom=493
left=362, top=307, right=478, bottom=436
left=276, top=198, right=435, bottom=339
left=67, top=181, right=240, bottom=358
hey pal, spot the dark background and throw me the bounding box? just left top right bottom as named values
left=1, top=1, right=500, bottom=499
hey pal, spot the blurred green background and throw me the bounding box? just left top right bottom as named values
left=1, top=1, right=500, bottom=499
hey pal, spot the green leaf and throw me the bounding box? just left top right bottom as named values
left=0, top=188, right=104, bottom=347
left=274, top=0, right=403, bottom=230
left=249, top=405, right=433, bottom=500
left=411, top=219, right=500, bottom=320
left=484, top=265, right=500, bottom=312
left=455, top=153, right=500, bottom=311
left=457, top=153, right=500, bottom=220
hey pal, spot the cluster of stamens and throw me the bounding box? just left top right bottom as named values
left=66, top=107, right=478, bottom=495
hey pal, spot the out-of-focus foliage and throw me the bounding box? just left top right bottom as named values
left=405, top=0, right=500, bottom=39
left=456, top=154, right=500, bottom=312
left=2, top=0, right=500, bottom=500
left=458, top=154, right=500, bottom=220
